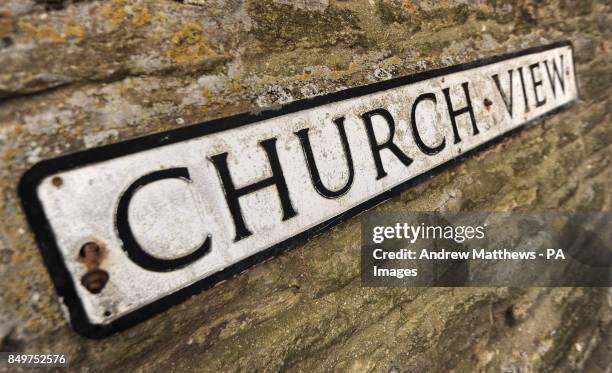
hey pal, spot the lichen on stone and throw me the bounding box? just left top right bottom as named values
left=248, top=0, right=366, bottom=50
left=167, top=21, right=218, bottom=64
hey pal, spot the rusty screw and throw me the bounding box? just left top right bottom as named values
left=79, top=242, right=109, bottom=294
left=81, top=269, right=109, bottom=294
left=484, top=98, right=493, bottom=108
left=80, top=242, right=101, bottom=261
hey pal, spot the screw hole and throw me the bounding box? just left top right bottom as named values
left=51, top=176, right=63, bottom=187
left=504, top=306, right=517, bottom=327
left=0, top=36, right=14, bottom=49
left=103, top=310, right=112, bottom=317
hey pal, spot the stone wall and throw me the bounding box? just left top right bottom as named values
left=0, top=0, right=610, bottom=371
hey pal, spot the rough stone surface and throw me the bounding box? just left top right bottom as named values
left=0, top=0, right=610, bottom=371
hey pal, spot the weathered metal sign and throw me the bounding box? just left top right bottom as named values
left=19, top=41, right=578, bottom=338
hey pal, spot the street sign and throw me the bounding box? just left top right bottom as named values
left=19, top=41, right=578, bottom=338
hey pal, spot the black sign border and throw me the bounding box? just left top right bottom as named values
left=18, top=40, right=578, bottom=339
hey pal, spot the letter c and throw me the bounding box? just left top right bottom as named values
left=116, top=167, right=211, bottom=272
left=411, top=93, right=446, bottom=155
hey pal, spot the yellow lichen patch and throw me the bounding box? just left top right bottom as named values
left=63, top=21, right=85, bottom=40
left=330, top=61, right=358, bottom=80
left=167, top=22, right=217, bottom=65
left=19, top=22, right=64, bottom=43
left=226, top=80, right=243, bottom=93
left=100, top=0, right=127, bottom=29
left=496, top=185, right=538, bottom=211
left=0, top=18, right=13, bottom=38
left=18, top=22, right=38, bottom=40
left=152, top=12, right=166, bottom=24
left=403, top=0, right=418, bottom=13
left=199, top=98, right=226, bottom=113
left=381, top=55, right=402, bottom=70
left=477, top=3, right=493, bottom=14
left=132, top=7, right=152, bottom=27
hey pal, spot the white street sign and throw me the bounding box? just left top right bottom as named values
left=19, top=41, right=578, bottom=337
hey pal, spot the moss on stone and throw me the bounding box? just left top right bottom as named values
left=248, top=0, right=366, bottom=50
